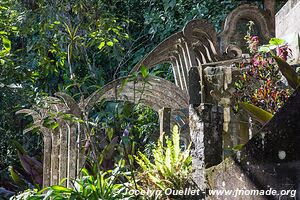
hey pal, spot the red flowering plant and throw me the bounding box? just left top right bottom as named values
left=233, top=22, right=294, bottom=118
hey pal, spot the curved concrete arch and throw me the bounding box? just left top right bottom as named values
left=131, top=32, right=184, bottom=72
left=218, top=4, right=274, bottom=53
left=129, top=18, right=224, bottom=91
left=183, top=19, right=222, bottom=62
left=84, top=75, right=189, bottom=126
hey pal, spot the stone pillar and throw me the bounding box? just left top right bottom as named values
left=158, top=107, right=171, bottom=140
left=223, top=99, right=250, bottom=156
left=188, top=67, right=224, bottom=189
left=189, top=104, right=223, bottom=188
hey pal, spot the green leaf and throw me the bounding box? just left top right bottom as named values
left=51, top=185, right=73, bottom=193
left=140, top=65, right=149, bottom=78
left=11, top=26, right=18, bottom=31
left=0, top=36, right=11, bottom=56
left=9, top=166, right=23, bottom=185
left=107, top=41, right=114, bottom=47
left=106, top=127, right=114, bottom=141
left=2, top=36, right=11, bottom=50
left=165, top=145, right=171, bottom=171
left=239, top=102, right=273, bottom=124
left=274, top=56, right=300, bottom=89
left=98, top=41, right=105, bottom=50
left=0, top=31, right=7, bottom=35
left=258, top=45, right=270, bottom=53
left=172, top=125, right=180, bottom=162
left=258, top=44, right=276, bottom=53
left=269, top=38, right=285, bottom=46
left=232, top=144, right=244, bottom=151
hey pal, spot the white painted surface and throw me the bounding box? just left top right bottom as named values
left=276, top=0, right=300, bottom=63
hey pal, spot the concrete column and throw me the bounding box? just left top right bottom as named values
left=188, top=67, right=224, bottom=190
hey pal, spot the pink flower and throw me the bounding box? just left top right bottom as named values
left=277, top=45, right=291, bottom=61
left=251, top=36, right=259, bottom=42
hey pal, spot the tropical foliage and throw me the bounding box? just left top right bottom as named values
left=234, top=22, right=299, bottom=124
left=135, top=125, right=193, bottom=199
left=0, top=0, right=246, bottom=173
left=11, top=161, right=133, bottom=200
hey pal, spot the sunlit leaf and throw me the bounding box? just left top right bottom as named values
left=11, top=26, right=18, bottom=31
left=0, top=31, right=7, bottom=35
left=258, top=44, right=276, bottom=53
left=107, top=41, right=114, bottom=47
left=140, top=65, right=149, bottom=78
left=51, top=185, right=73, bottom=193
left=274, top=56, right=300, bottom=89
left=269, top=38, right=285, bottom=46
left=0, top=36, right=11, bottom=56
left=98, top=41, right=105, bottom=50
left=239, top=102, right=273, bottom=124
left=232, top=144, right=244, bottom=151
left=9, top=166, right=24, bottom=186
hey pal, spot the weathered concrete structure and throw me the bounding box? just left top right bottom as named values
left=276, top=0, right=300, bottom=64
left=207, top=86, right=300, bottom=200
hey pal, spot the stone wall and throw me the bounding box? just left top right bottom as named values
left=206, top=83, right=300, bottom=200
left=276, top=0, right=300, bottom=64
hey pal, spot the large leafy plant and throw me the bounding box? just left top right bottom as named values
left=134, top=125, right=192, bottom=199
left=11, top=161, right=133, bottom=200
left=235, top=24, right=300, bottom=124
left=239, top=55, right=300, bottom=124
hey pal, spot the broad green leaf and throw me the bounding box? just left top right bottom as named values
left=0, top=6, right=8, bottom=10
left=107, top=41, right=113, bottom=47
left=2, top=36, right=11, bottom=50
left=51, top=185, right=73, bottom=193
left=98, top=41, right=105, bottom=50
left=269, top=38, right=285, bottom=46
left=11, top=26, right=18, bottom=31
left=274, top=56, right=300, bottom=89
left=106, top=127, right=114, bottom=141
left=0, top=31, right=7, bottom=35
left=9, top=166, right=23, bottom=185
left=258, top=45, right=270, bottom=53
left=239, top=102, right=273, bottom=124
left=232, top=144, right=244, bottom=151
left=81, top=168, right=89, bottom=176
left=140, top=65, right=149, bottom=78
left=0, top=36, right=11, bottom=56
left=258, top=44, right=276, bottom=53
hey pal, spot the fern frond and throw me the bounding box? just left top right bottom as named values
left=135, top=151, right=155, bottom=171
left=172, top=125, right=180, bottom=163
left=164, top=146, right=171, bottom=173
left=153, top=148, right=164, bottom=174
left=148, top=173, right=165, bottom=190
